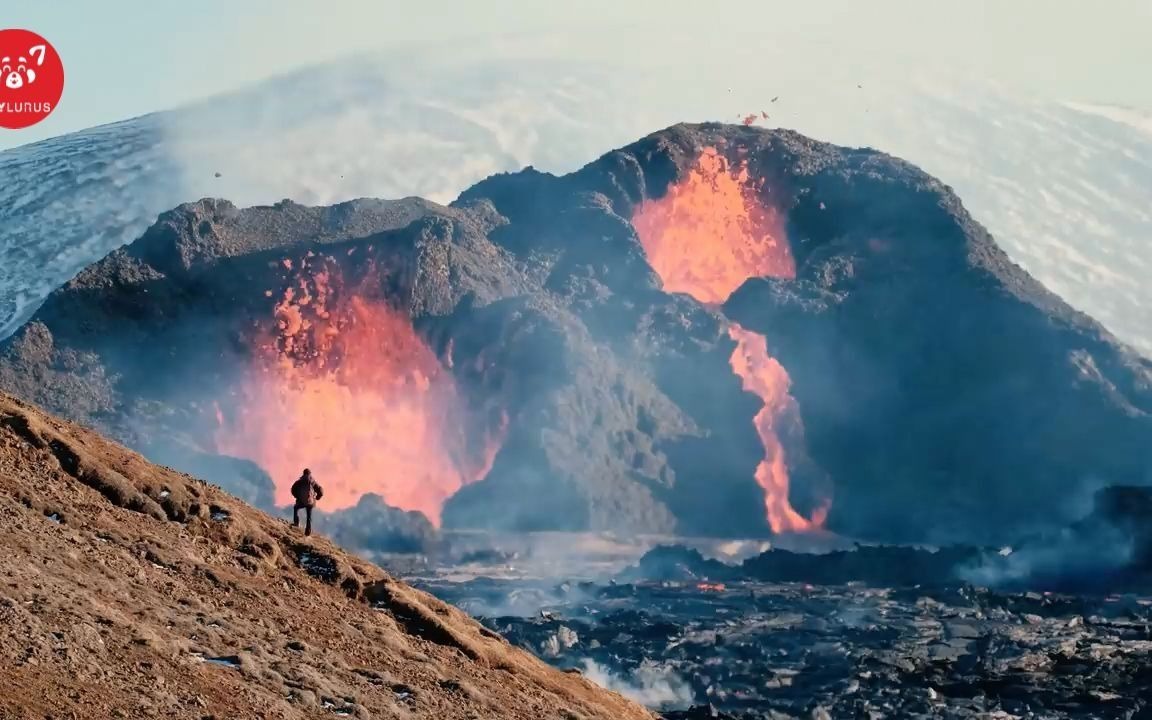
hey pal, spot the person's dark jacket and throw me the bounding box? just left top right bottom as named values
left=290, top=474, right=324, bottom=508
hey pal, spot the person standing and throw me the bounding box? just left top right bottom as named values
left=290, top=468, right=324, bottom=536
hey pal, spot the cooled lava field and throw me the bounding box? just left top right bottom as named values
left=410, top=541, right=1152, bottom=720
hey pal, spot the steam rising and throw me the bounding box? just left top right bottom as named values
left=580, top=659, right=694, bottom=710
left=958, top=529, right=1135, bottom=590
left=958, top=484, right=1145, bottom=591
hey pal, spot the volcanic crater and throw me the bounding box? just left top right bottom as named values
left=2, top=123, right=1149, bottom=551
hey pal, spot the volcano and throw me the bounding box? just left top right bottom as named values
left=2, top=123, right=1149, bottom=547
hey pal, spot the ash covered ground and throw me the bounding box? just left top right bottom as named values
left=398, top=506, right=1152, bottom=719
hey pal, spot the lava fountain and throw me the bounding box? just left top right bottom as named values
left=632, top=146, right=828, bottom=533
left=215, top=252, right=504, bottom=525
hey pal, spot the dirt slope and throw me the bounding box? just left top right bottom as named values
left=0, top=392, right=652, bottom=720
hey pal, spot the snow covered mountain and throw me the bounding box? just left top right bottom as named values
left=2, top=55, right=1149, bottom=354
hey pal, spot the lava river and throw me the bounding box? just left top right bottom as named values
left=632, top=146, right=828, bottom=533
left=215, top=253, right=503, bottom=525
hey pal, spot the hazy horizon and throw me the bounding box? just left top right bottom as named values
left=2, top=2, right=1150, bottom=358
left=3, top=0, right=1151, bottom=150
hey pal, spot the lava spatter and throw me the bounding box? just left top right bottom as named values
left=215, top=253, right=504, bottom=526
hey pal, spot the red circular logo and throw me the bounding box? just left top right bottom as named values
left=0, top=29, right=64, bottom=129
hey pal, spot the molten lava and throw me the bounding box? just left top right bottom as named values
left=631, top=147, right=792, bottom=305
left=632, top=146, right=827, bottom=533
left=728, top=325, right=829, bottom=533
left=215, top=253, right=503, bottom=525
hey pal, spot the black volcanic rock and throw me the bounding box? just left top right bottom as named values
left=2, top=123, right=1150, bottom=546
left=320, top=493, right=439, bottom=555
left=624, top=542, right=986, bottom=588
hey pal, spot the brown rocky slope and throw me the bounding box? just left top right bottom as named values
left=0, top=391, right=651, bottom=720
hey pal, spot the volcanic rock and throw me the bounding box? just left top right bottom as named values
left=422, top=573, right=1152, bottom=719
left=631, top=486, right=1152, bottom=595
left=625, top=543, right=988, bottom=588
left=0, top=390, right=652, bottom=719
left=2, top=123, right=1150, bottom=544
left=321, top=492, right=439, bottom=555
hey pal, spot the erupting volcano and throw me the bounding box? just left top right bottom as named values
left=215, top=252, right=504, bottom=525
left=7, top=122, right=1143, bottom=548
left=632, top=146, right=828, bottom=533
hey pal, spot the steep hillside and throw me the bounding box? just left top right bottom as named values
left=0, top=391, right=651, bottom=720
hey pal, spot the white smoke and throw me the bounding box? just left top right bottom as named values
left=158, top=54, right=662, bottom=208
left=957, top=526, right=1135, bottom=589
left=580, top=659, right=695, bottom=710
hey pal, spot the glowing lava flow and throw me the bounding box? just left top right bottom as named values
left=728, top=325, right=829, bottom=532
left=215, top=254, right=503, bottom=526
left=632, top=146, right=827, bottom=533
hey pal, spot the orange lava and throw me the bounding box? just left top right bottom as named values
left=738, top=111, right=770, bottom=127
left=631, top=147, right=792, bottom=304
left=728, top=324, right=829, bottom=533
left=215, top=255, right=503, bottom=525
left=632, top=146, right=827, bottom=533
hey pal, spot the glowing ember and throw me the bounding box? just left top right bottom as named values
left=215, top=254, right=503, bottom=526
left=738, top=111, right=770, bottom=127
left=632, top=146, right=827, bottom=533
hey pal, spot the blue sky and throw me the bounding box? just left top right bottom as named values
left=2, top=0, right=1151, bottom=150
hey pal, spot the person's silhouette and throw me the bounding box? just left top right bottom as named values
left=289, top=468, right=324, bottom=536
